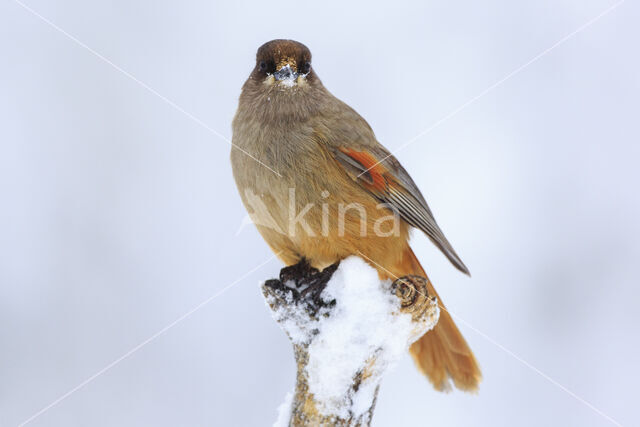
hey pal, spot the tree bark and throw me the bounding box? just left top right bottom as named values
left=262, top=259, right=439, bottom=427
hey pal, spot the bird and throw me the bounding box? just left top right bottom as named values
left=231, top=39, right=481, bottom=392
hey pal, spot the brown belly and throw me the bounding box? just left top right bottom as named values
left=233, top=136, right=410, bottom=272
left=253, top=188, right=411, bottom=273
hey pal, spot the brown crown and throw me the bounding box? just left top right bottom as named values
left=256, top=39, right=312, bottom=73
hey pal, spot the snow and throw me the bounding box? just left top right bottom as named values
left=273, top=391, right=293, bottom=427
left=279, top=76, right=297, bottom=88
left=267, top=256, right=440, bottom=421
left=306, top=257, right=416, bottom=417
left=270, top=64, right=309, bottom=88
left=265, top=279, right=320, bottom=344
left=277, top=64, right=297, bottom=88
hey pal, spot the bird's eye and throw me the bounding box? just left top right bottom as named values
left=259, top=61, right=267, bottom=72
left=300, top=61, right=311, bottom=74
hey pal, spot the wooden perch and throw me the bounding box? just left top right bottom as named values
left=262, top=257, right=440, bottom=427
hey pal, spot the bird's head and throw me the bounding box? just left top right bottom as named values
left=251, top=39, right=314, bottom=89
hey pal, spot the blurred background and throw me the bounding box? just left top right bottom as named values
left=1, top=0, right=638, bottom=426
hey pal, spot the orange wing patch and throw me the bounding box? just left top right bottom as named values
left=338, top=148, right=389, bottom=193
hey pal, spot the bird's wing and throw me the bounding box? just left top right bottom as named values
left=328, top=143, right=470, bottom=275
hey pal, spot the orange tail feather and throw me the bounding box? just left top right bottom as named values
left=390, top=247, right=481, bottom=392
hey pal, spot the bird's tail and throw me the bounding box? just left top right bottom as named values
left=387, top=246, right=481, bottom=391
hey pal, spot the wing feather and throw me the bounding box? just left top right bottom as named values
left=331, top=146, right=470, bottom=275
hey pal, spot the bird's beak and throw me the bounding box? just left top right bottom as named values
left=274, top=64, right=298, bottom=82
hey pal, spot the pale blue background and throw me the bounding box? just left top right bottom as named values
left=1, top=0, right=638, bottom=426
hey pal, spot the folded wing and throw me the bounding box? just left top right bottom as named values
left=330, top=146, right=470, bottom=275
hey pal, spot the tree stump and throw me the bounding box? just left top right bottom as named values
left=262, top=256, right=440, bottom=427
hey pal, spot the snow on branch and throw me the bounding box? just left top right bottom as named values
left=262, top=256, right=440, bottom=427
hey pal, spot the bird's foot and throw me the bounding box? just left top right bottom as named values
left=263, top=259, right=340, bottom=318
